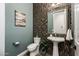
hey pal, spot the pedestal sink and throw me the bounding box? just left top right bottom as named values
left=47, top=35, right=65, bottom=56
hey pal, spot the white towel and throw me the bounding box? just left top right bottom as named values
left=66, top=28, right=73, bottom=41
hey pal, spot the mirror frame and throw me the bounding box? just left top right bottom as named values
left=47, top=4, right=71, bottom=37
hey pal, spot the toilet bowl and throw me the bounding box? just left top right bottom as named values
left=27, top=36, right=41, bottom=56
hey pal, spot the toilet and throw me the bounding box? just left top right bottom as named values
left=27, top=36, right=41, bottom=56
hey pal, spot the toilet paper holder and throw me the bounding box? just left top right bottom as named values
left=13, top=41, right=20, bottom=47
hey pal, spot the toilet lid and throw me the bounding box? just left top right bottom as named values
left=27, top=43, right=38, bottom=51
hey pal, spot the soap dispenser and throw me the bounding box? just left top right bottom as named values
left=50, top=29, right=54, bottom=37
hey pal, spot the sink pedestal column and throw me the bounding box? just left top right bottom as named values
left=53, top=42, right=59, bottom=56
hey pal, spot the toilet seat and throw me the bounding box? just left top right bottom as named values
left=27, top=43, right=38, bottom=52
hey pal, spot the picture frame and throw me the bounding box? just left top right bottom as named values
left=15, top=10, right=26, bottom=27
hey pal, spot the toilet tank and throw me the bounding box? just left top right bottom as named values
left=34, top=37, right=41, bottom=44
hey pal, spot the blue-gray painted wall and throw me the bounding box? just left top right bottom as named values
left=48, top=12, right=53, bottom=33
left=5, top=3, right=33, bottom=56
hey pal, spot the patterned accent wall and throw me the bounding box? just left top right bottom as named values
left=33, top=3, right=74, bottom=56
left=33, top=4, right=53, bottom=55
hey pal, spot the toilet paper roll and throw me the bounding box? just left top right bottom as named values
left=13, top=41, right=20, bottom=47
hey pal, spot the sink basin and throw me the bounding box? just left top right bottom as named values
left=47, top=36, right=65, bottom=42
left=47, top=35, right=65, bottom=56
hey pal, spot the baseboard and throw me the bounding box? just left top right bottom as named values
left=17, top=50, right=28, bottom=56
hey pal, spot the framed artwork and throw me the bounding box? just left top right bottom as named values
left=15, top=10, right=26, bottom=27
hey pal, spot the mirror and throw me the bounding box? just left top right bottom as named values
left=48, top=8, right=67, bottom=34
left=53, top=9, right=67, bottom=34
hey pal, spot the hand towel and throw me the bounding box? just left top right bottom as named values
left=66, top=28, right=73, bottom=41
